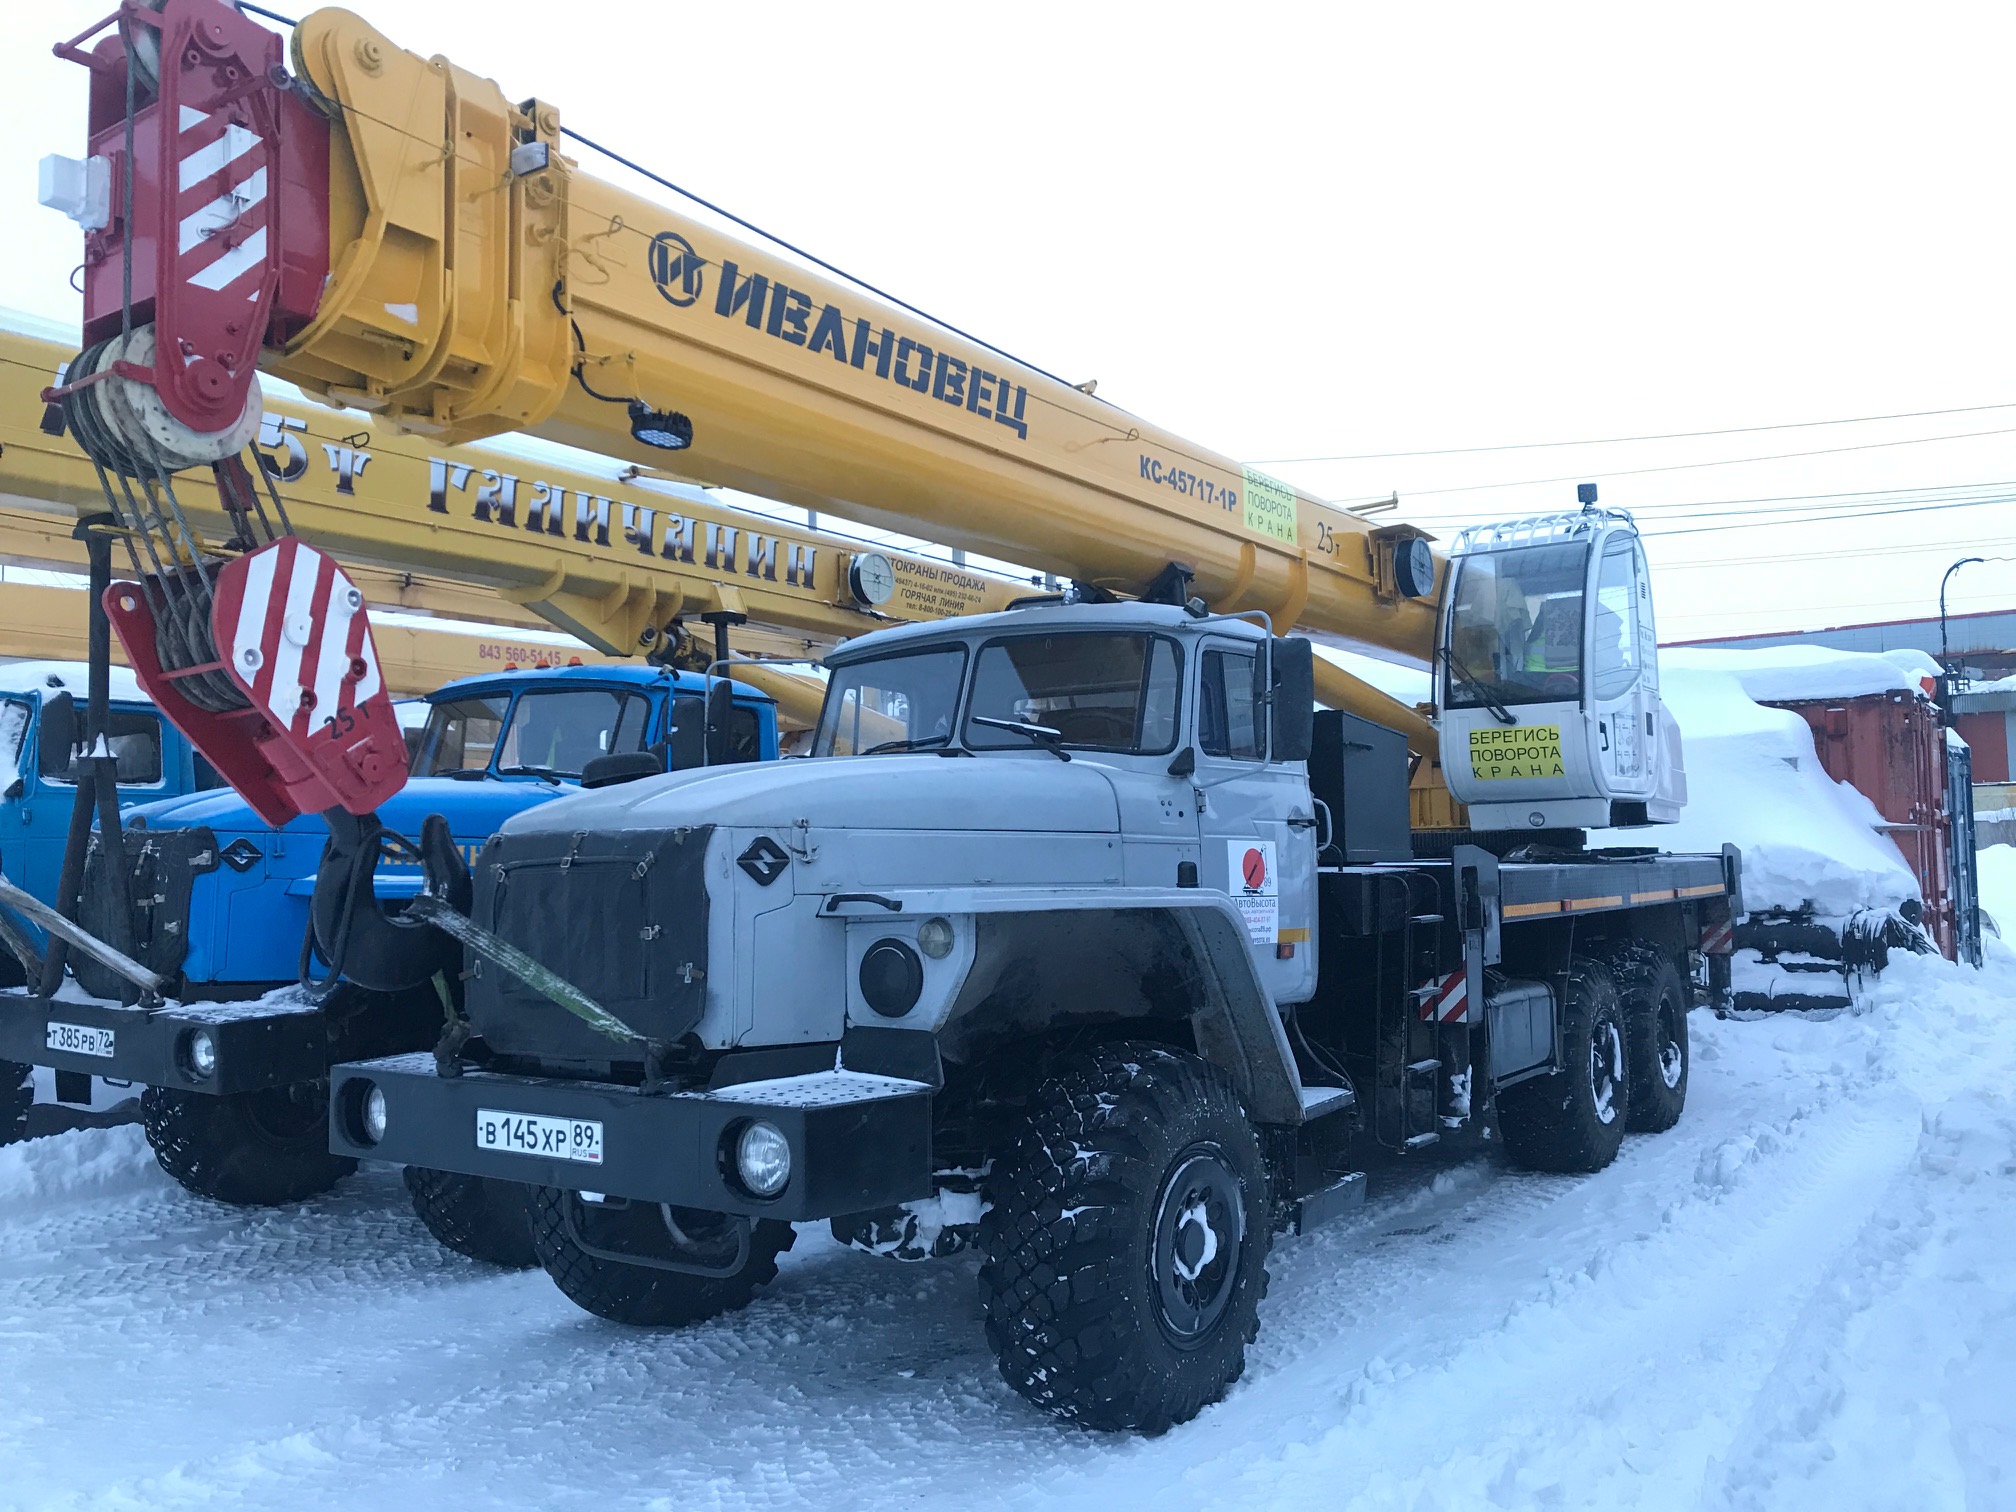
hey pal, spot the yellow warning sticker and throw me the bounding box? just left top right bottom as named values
left=1241, top=467, right=1299, bottom=545
left=1468, top=724, right=1567, bottom=781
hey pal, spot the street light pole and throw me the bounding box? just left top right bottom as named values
left=1938, top=555, right=1987, bottom=711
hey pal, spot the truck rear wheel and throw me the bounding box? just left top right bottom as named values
left=1497, top=960, right=1630, bottom=1173
left=141, top=1082, right=357, bottom=1206
left=1607, top=950, right=1689, bottom=1133
left=528, top=1187, right=795, bottom=1327
left=404, top=1166, right=537, bottom=1269
left=979, top=1042, right=1272, bottom=1434
left=2, top=1060, right=30, bottom=1145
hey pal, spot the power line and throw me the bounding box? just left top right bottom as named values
left=1252, top=401, right=2016, bottom=465
left=1410, top=476, right=2016, bottom=522
left=1326, top=425, right=2016, bottom=506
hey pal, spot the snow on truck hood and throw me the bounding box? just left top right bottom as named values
left=501, top=755, right=1124, bottom=836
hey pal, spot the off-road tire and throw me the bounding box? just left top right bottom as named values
left=141, top=1082, right=357, bottom=1205
left=405, top=1166, right=537, bottom=1269
left=1604, top=947, right=1689, bottom=1133
left=528, top=1186, right=795, bottom=1327
left=1497, top=960, right=1630, bottom=1173
left=1, top=1060, right=31, bottom=1146
left=979, top=1042, right=1273, bottom=1434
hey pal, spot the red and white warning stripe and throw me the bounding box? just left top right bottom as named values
left=1700, top=917, right=1735, bottom=955
left=1416, top=969, right=1470, bottom=1023
left=174, top=106, right=269, bottom=299
left=223, top=539, right=383, bottom=739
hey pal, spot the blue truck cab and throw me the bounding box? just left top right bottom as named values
left=0, top=661, right=222, bottom=911
left=121, top=664, right=779, bottom=994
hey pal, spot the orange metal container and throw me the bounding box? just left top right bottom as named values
left=1765, top=690, right=1955, bottom=958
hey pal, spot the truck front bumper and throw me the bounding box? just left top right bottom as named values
left=0, top=990, right=327, bottom=1095
left=329, top=1054, right=935, bottom=1223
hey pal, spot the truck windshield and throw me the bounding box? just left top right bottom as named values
left=1444, top=543, right=1588, bottom=708
left=965, top=633, right=1182, bottom=753
left=500, top=689, right=653, bottom=776
left=415, top=694, right=509, bottom=776
left=814, top=646, right=967, bottom=756
left=416, top=689, right=655, bottom=777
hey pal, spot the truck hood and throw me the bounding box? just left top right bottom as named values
left=501, top=755, right=1122, bottom=836
left=125, top=776, right=572, bottom=839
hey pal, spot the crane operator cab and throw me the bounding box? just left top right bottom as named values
left=1435, top=499, right=1686, bottom=831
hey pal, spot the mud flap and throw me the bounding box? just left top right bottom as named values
left=309, top=811, right=469, bottom=993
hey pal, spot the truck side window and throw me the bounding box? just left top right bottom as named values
left=1199, top=650, right=1263, bottom=760
left=193, top=752, right=228, bottom=790
left=724, top=704, right=761, bottom=764
left=415, top=695, right=509, bottom=776
left=1590, top=539, right=1642, bottom=701
left=40, top=709, right=163, bottom=786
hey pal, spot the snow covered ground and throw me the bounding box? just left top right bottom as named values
left=0, top=948, right=2009, bottom=1509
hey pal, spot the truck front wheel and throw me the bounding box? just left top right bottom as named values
left=528, top=1188, right=795, bottom=1327
left=979, top=1042, right=1273, bottom=1434
left=2, top=1060, right=31, bottom=1146
left=404, top=1166, right=537, bottom=1269
left=1496, top=960, right=1630, bottom=1173
left=141, top=1083, right=357, bottom=1205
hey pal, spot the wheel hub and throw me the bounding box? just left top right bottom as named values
left=1590, top=1019, right=1624, bottom=1125
left=1151, top=1151, right=1243, bottom=1345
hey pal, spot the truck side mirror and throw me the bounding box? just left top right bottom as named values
left=667, top=695, right=704, bottom=771
left=703, top=681, right=735, bottom=767
left=38, top=692, right=77, bottom=780
left=1270, top=638, right=1315, bottom=762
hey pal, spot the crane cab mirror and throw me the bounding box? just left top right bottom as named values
left=38, top=692, right=77, bottom=778
left=667, top=695, right=705, bottom=771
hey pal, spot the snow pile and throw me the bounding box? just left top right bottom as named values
left=1980, top=845, right=2016, bottom=933
left=1600, top=663, right=1920, bottom=915
left=1665, top=643, right=1940, bottom=703
left=0, top=1122, right=156, bottom=1205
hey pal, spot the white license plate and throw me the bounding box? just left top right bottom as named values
left=46, top=1021, right=114, bottom=1059
left=475, top=1108, right=603, bottom=1165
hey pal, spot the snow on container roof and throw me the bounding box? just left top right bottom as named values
left=1663, top=644, right=1938, bottom=704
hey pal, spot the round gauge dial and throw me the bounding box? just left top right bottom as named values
left=849, top=552, right=897, bottom=607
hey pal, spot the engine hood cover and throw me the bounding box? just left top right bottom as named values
left=499, top=756, right=1123, bottom=837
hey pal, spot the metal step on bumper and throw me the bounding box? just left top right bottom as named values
left=329, top=1053, right=936, bottom=1224
left=0, top=989, right=327, bottom=1096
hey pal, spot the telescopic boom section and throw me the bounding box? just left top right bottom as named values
left=59, top=2, right=1443, bottom=661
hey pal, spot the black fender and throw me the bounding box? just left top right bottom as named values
left=310, top=810, right=470, bottom=993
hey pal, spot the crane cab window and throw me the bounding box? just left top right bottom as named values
left=40, top=708, right=163, bottom=786
left=1590, top=538, right=1644, bottom=700
left=415, top=694, right=509, bottom=777
left=1199, top=649, right=1263, bottom=760
left=965, top=633, right=1181, bottom=755
left=498, top=689, right=652, bottom=777
left=1445, top=542, right=1588, bottom=708
left=816, top=647, right=968, bottom=756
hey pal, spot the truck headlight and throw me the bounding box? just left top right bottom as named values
left=733, top=1120, right=791, bottom=1198
left=352, top=1082, right=387, bottom=1145
left=860, top=938, right=924, bottom=1017
left=182, top=1028, right=217, bottom=1080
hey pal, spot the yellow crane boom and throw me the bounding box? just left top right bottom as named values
left=253, top=9, right=1442, bottom=675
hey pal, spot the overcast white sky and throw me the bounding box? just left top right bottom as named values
left=5, top=0, right=2013, bottom=646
